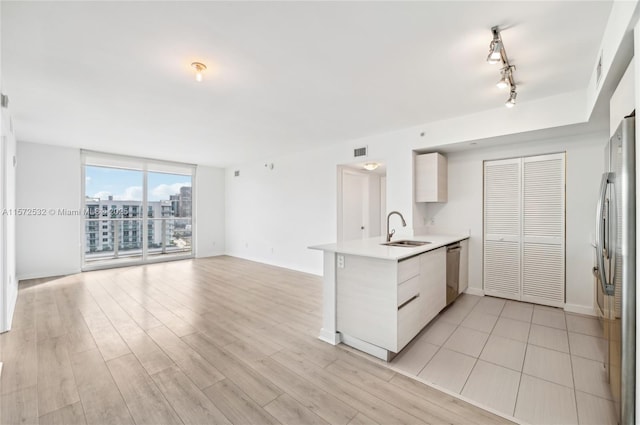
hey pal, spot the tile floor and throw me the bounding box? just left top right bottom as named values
left=390, top=294, right=617, bottom=425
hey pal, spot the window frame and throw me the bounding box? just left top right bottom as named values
left=81, top=150, right=196, bottom=271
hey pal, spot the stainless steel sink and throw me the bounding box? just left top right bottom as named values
left=381, top=240, right=431, bottom=247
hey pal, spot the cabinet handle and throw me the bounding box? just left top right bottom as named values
left=398, top=293, right=420, bottom=310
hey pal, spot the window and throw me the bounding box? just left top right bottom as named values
left=82, top=151, right=195, bottom=269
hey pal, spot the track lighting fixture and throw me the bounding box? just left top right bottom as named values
left=486, top=26, right=518, bottom=107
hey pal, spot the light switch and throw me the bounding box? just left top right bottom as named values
left=337, top=255, right=344, bottom=269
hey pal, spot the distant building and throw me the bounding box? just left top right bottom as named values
left=84, top=197, right=174, bottom=254
left=170, top=186, right=192, bottom=217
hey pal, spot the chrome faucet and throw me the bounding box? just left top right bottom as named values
left=386, top=211, right=407, bottom=242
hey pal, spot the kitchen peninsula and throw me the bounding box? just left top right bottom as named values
left=310, top=234, right=469, bottom=360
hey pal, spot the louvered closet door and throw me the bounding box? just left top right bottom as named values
left=521, top=154, right=565, bottom=307
left=483, top=158, right=522, bottom=300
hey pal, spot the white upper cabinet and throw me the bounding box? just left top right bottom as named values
left=415, top=153, right=447, bottom=202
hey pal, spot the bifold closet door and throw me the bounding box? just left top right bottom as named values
left=483, top=153, right=566, bottom=307
left=483, top=158, right=522, bottom=300
left=521, top=154, right=565, bottom=307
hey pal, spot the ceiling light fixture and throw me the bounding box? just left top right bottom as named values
left=486, top=26, right=518, bottom=107
left=363, top=162, right=380, bottom=171
left=505, top=88, right=517, bottom=108
left=496, top=67, right=511, bottom=90
left=191, top=62, right=207, bottom=82
left=486, top=36, right=502, bottom=64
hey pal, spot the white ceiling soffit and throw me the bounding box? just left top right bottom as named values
left=2, top=1, right=612, bottom=167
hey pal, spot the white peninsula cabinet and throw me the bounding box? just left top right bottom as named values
left=336, top=247, right=446, bottom=359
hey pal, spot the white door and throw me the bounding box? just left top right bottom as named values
left=341, top=170, right=369, bottom=241
left=521, top=154, right=565, bottom=307
left=483, top=153, right=566, bottom=307
left=483, top=158, right=522, bottom=300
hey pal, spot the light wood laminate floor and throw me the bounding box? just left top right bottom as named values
left=0, top=256, right=513, bottom=425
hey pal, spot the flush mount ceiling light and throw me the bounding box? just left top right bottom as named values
left=486, top=26, right=518, bottom=107
left=191, top=62, right=207, bottom=82
left=363, top=162, right=380, bottom=171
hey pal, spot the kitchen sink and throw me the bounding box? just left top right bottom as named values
left=381, top=240, right=431, bottom=247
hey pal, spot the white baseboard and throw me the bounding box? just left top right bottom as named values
left=564, top=303, right=596, bottom=317
left=464, top=287, right=485, bottom=297
left=195, top=250, right=226, bottom=259
left=319, top=328, right=342, bottom=345
left=17, top=268, right=81, bottom=282
left=341, top=333, right=390, bottom=361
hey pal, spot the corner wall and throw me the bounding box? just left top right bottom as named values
left=16, top=142, right=82, bottom=279
left=195, top=165, right=226, bottom=258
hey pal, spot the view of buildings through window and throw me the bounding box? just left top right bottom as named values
left=84, top=165, right=193, bottom=263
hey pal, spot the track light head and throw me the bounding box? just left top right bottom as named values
left=496, top=73, right=509, bottom=90
left=487, top=40, right=502, bottom=64
left=486, top=27, right=502, bottom=64
left=496, top=66, right=512, bottom=90
left=505, top=89, right=517, bottom=108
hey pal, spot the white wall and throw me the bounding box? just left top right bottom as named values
left=226, top=149, right=338, bottom=274
left=16, top=142, right=82, bottom=279
left=195, top=165, right=226, bottom=258
left=610, top=58, right=635, bottom=135
left=1, top=108, right=18, bottom=331
left=415, top=132, right=607, bottom=315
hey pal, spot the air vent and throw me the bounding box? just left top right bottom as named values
left=596, top=50, right=603, bottom=87
left=354, top=146, right=368, bottom=158
left=234, top=170, right=240, bottom=177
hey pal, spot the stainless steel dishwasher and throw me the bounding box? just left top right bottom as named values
left=446, top=242, right=462, bottom=306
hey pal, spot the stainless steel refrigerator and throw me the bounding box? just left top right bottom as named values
left=594, top=114, right=636, bottom=425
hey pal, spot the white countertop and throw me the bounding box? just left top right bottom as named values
left=309, top=234, right=469, bottom=261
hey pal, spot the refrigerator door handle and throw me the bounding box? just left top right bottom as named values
left=609, top=176, right=617, bottom=290
left=596, top=172, right=615, bottom=296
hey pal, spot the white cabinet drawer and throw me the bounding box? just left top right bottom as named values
left=398, top=275, right=420, bottom=307
left=397, top=290, right=424, bottom=350
left=398, top=255, right=420, bottom=283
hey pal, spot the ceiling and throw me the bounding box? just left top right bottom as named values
left=2, top=1, right=612, bottom=167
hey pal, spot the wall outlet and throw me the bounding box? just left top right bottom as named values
left=337, top=255, right=345, bottom=269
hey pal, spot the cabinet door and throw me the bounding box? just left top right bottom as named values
left=483, top=158, right=522, bottom=300
left=420, top=247, right=446, bottom=324
left=415, top=153, right=447, bottom=202
left=397, top=247, right=446, bottom=352
left=459, top=239, right=469, bottom=294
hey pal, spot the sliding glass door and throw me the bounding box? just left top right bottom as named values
left=147, top=171, right=192, bottom=258
left=82, top=152, right=195, bottom=269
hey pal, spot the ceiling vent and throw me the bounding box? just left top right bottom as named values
left=353, top=146, right=368, bottom=158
